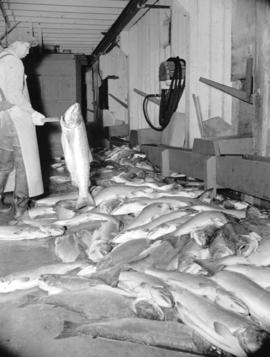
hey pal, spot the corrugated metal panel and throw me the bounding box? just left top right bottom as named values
left=0, top=0, right=129, bottom=54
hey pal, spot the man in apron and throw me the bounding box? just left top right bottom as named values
left=0, top=41, right=44, bottom=219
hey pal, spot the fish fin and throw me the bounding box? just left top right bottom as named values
left=214, top=322, right=246, bottom=355
left=215, top=291, right=249, bottom=315
left=214, top=321, right=234, bottom=338
left=55, top=320, right=81, bottom=339
left=18, top=295, right=40, bottom=308
left=198, top=282, right=212, bottom=288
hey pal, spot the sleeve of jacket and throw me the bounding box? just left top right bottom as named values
left=4, top=55, right=34, bottom=113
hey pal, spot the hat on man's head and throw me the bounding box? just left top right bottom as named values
left=28, top=38, right=38, bottom=47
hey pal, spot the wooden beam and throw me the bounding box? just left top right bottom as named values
left=15, top=23, right=105, bottom=30
left=90, top=0, right=149, bottom=63
left=192, top=94, right=204, bottom=137
left=0, top=21, right=20, bottom=41
left=2, top=0, right=128, bottom=8
left=108, top=93, right=128, bottom=109
left=43, top=34, right=101, bottom=39
left=6, top=10, right=117, bottom=21
left=0, top=0, right=10, bottom=27
left=6, top=4, right=122, bottom=15
left=133, top=88, right=161, bottom=106
left=14, top=17, right=111, bottom=26
left=199, top=57, right=253, bottom=104
left=254, top=0, right=270, bottom=155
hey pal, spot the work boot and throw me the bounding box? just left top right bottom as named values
left=0, top=171, right=11, bottom=213
left=0, top=195, right=11, bottom=213
left=13, top=196, right=30, bottom=219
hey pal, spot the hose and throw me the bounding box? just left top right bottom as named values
left=143, top=57, right=186, bottom=131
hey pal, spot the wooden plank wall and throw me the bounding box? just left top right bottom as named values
left=120, top=0, right=233, bottom=147
left=231, top=0, right=255, bottom=137
left=26, top=54, right=77, bottom=117
left=232, top=0, right=270, bottom=155
left=254, top=0, right=270, bottom=155
left=123, top=3, right=170, bottom=131
left=176, top=0, right=233, bottom=146
left=94, top=0, right=232, bottom=148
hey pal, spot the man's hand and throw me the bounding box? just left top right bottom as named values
left=31, top=111, right=45, bottom=126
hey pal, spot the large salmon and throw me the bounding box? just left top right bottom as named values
left=145, top=268, right=249, bottom=315
left=211, top=270, right=270, bottom=328
left=172, top=286, right=268, bottom=357
left=0, top=224, right=64, bottom=241
left=0, top=261, right=88, bottom=293
left=225, top=264, right=270, bottom=290
left=60, top=103, right=95, bottom=209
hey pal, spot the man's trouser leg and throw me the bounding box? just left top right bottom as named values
left=5, top=117, right=29, bottom=219
left=0, top=148, right=13, bottom=213
left=13, top=143, right=29, bottom=218
left=0, top=112, right=14, bottom=213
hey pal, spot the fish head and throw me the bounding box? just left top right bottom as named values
left=236, top=326, right=270, bottom=355
left=38, top=274, right=58, bottom=286
left=38, top=274, right=64, bottom=295
left=150, top=286, right=174, bottom=308
left=133, top=297, right=165, bottom=320
left=61, top=103, right=83, bottom=128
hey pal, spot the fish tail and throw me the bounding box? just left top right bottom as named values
left=55, top=320, right=81, bottom=339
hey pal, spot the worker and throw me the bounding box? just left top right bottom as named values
left=0, top=40, right=45, bottom=219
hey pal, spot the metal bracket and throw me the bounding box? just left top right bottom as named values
left=199, top=57, right=253, bottom=104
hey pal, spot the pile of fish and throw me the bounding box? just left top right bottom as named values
left=2, top=142, right=270, bottom=357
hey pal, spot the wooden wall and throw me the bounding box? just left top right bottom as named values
left=175, top=0, right=233, bottom=146
left=26, top=53, right=78, bottom=117
left=232, top=0, right=270, bottom=155
left=122, top=3, right=171, bottom=131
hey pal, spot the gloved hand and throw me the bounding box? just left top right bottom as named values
left=31, top=111, right=45, bottom=126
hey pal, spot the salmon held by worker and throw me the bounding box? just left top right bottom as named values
left=0, top=40, right=45, bottom=220
left=60, top=102, right=95, bottom=209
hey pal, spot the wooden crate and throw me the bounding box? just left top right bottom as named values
left=193, top=136, right=254, bottom=156
left=140, top=144, right=216, bottom=189
left=164, top=147, right=216, bottom=189
left=140, top=144, right=166, bottom=169
left=216, top=155, right=270, bottom=201
left=104, top=124, right=129, bottom=139
left=130, top=128, right=162, bottom=147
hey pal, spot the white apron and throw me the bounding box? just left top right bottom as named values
left=4, top=106, right=44, bottom=197
left=0, top=50, right=43, bottom=197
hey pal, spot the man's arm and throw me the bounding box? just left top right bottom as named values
left=4, top=56, right=34, bottom=113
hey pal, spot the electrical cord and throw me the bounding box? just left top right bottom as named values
left=143, top=56, right=186, bottom=131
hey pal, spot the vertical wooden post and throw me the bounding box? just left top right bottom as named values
left=161, top=148, right=170, bottom=177
left=205, top=156, right=216, bottom=192
left=254, top=0, right=270, bottom=155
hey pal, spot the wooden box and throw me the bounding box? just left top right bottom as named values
left=193, top=136, right=254, bottom=156
left=129, top=128, right=162, bottom=147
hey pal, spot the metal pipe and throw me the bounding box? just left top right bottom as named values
left=89, top=0, right=148, bottom=65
